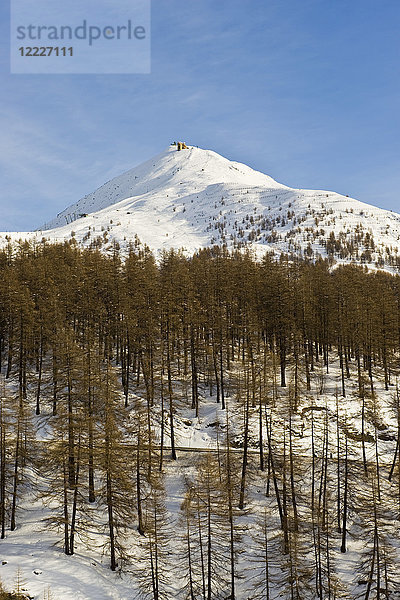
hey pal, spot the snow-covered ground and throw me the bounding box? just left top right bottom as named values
left=1, top=355, right=400, bottom=599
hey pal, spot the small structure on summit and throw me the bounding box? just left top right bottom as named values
left=174, top=141, right=189, bottom=151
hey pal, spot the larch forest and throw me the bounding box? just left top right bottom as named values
left=1, top=239, right=400, bottom=599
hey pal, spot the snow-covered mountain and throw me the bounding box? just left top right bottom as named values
left=3, top=144, right=400, bottom=268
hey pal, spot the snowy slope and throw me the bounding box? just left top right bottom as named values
left=2, top=144, right=400, bottom=268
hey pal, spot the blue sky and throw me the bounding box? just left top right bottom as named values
left=1, top=0, right=399, bottom=231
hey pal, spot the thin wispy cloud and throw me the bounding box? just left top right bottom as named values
left=0, top=0, right=399, bottom=230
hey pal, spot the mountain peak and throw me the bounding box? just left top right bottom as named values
left=41, top=144, right=287, bottom=231
left=2, top=145, right=399, bottom=271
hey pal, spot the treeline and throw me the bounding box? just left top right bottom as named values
left=0, top=240, right=400, bottom=598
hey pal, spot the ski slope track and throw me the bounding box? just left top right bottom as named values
left=2, top=144, right=400, bottom=269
